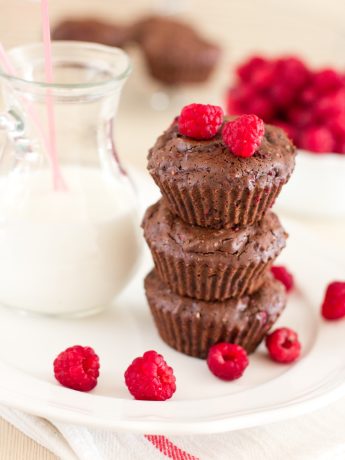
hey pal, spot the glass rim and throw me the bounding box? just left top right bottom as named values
left=0, top=41, right=132, bottom=90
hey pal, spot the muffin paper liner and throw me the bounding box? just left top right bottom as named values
left=151, top=172, right=287, bottom=228
left=149, top=247, right=273, bottom=301
left=145, top=271, right=286, bottom=359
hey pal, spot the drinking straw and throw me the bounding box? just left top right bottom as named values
left=40, top=0, right=65, bottom=190
left=0, top=42, right=66, bottom=189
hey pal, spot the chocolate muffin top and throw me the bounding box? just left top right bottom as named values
left=145, top=269, right=286, bottom=320
left=52, top=19, right=134, bottom=48
left=147, top=119, right=296, bottom=189
left=132, top=16, right=197, bottom=44
left=142, top=199, right=287, bottom=266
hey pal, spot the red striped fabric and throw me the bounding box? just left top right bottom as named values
left=145, top=435, right=199, bottom=460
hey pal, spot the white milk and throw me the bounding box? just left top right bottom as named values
left=0, top=166, right=140, bottom=315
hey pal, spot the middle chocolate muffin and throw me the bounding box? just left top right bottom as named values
left=142, top=199, right=287, bottom=301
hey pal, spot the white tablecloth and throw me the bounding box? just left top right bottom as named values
left=2, top=400, right=345, bottom=460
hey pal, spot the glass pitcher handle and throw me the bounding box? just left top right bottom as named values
left=0, top=108, right=39, bottom=162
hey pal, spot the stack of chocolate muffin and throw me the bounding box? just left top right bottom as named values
left=142, top=118, right=296, bottom=358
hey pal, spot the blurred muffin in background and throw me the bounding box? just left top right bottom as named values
left=52, top=15, right=221, bottom=87
left=52, top=18, right=134, bottom=48
left=134, top=16, right=221, bottom=85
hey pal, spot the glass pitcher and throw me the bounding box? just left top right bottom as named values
left=0, top=42, right=141, bottom=317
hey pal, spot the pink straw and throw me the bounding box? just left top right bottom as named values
left=40, top=0, right=65, bottom=190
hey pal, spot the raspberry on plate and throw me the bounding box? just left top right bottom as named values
left=178, top=103, right=223, bottom=140
left=125, top=350, right=176, bottom=401
left=207, top=343, right=249, bottom=381
left=53, top=345, right=100, bottom=392
left=271, top=265, right=294, bottom=292
left=265, top=328, right=301, bottom=364
left=321, top=281, right=345, bottom=320
left=222, top=114, right=265, bottom=158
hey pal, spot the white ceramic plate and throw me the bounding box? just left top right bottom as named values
left=0, top=173, right=344, bottom=435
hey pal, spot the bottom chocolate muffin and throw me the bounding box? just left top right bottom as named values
left=145, top=269, right=287, bottom=359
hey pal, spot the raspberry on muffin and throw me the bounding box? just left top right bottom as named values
left=222, top=114, right=265, bottom=158
left=178, top=103, right=223, bottom=140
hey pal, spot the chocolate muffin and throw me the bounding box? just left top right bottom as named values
left=145, top=269, right=286, bottom=358
left=134, top=16, right=221, bottom=85
left=52, top=19, right=134, bottom=48
left=142, top=199, right=287, bottom=300
left=147, top=119, right=296, bottom=228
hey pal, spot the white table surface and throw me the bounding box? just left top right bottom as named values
left=0, top=0, right=345, bottom=458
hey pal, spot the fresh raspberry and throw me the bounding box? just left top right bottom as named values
left=335, top=139, right=345, bottom=154
left=314, top=89, right=345, bottom=120
left=124, top=350, right=176, bottom=401
left=269, top=83, right=296, bottom=108
left=299, top=86, right=318, bottom=105
left=53, top=345, right=100, bottom=392
left=313, top=69, right=344, bottom=94
left=299, top=126, right=335, bottom=153
left=222, top=114, right=265, bottom=158
left=236, top=55, right=268, bottom=82
left=272, top=121, right=296, bottom=141
left=228, top=54, right=345, bottom=153
left=178, top=103, right=223, bottom=140
left=244, top=97, right=275, bottom=121
left=265, top=328, right=301, bottom=364
left=226, top=85, right=256, bottom=114
left=274, top=56, right=310, bottom=89
left=287, top=105, right=315, bottom=128
left=328, top=112, right=345, bottom=139
left=251, top=65, right=275, bottom=90
left=207, top=343, right=249, bottom=381
left=271, top=265, right=294, bottom=292
left=321, top=281, right=345, bottom=320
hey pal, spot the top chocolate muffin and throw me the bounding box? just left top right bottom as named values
left=148, top=116, right=296, bottom=228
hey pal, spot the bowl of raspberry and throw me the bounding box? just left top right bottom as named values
left=227, top=55, right=345, bottom=219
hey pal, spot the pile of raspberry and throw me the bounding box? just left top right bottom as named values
left=227, top=55, right=345, bottom=154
